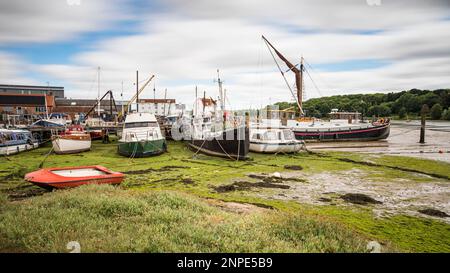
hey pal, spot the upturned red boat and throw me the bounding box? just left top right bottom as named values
left=24, top=165, right=125, bottom=189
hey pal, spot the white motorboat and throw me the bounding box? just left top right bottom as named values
left=0, top=129, right=39, bottom=155
left=249, top=120, right=303, bottom=153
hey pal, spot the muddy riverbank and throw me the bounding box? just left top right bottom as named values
left=307, top=120, right=450, bottom=163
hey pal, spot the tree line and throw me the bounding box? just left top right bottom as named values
left=274, top=89, right=450, bottom=120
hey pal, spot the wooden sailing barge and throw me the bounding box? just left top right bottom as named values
left=262, top=35, right=390, bottom=142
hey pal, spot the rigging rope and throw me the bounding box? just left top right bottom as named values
left=304, top=68, right=323, bottom=97
left=304, top=59, right=333, bottom=97
left=262, top=38, right=299, bottom=105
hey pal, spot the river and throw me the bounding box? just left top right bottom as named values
left=307, top=120, right=450, bottom=163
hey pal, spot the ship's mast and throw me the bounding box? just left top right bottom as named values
left=262, top=35, right=304, bottom=116
left=136, top=70, right=139, bottom=113
left=216, top=69, right=224, bottom=111
left=299, top=56, right=304, bottom=108
left=194, top=86, right=198, bottom=117
left=97, top=66, right=101, bottom=118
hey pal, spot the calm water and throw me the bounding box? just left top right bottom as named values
left=307, top=120, right=450, bottom=163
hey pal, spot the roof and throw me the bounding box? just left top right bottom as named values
left=329, top=111, right=361, bottom=115
left=124, top=112, right=157, bottom=123
left=55, top=98, right=118, bottom=107
left=0, top=129, right=31, bottom=133
left=0, top=93, right=46, bottom=106
left=138, top=99, right=176, bottom=103
left=0, top=84, right=63, bottom=90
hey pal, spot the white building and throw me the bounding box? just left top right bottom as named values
left=137, top=99, right=185, bottom=116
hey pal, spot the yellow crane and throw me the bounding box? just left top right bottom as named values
left=118, top=74, right=155, bottom=119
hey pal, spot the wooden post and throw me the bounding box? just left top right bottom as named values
left=222, top=113, right=226, bottom=131
left=245, top=112, right=250, bottom=128
left=420, top=104, right=429, bottom=144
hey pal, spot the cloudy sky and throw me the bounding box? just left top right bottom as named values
left=1, top=0, right=449, bottom=109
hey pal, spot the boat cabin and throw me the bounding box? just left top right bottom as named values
left=329, top=109, right=361, bottom=123
left=250, top=127, right=296, bottom=142
left=0, top=129, right=39, bottom=155
left=121, top=113, right=164, bottom=142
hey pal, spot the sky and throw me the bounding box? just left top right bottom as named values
left=1, top=0, right=450, bottom=110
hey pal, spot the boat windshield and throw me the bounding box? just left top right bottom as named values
left=125, top=122, right=158, bottom=129
left=264, top=131, right=278, bottom=141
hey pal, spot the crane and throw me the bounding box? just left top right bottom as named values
left=84, top=90, right=118, bottom=121
left=118, top=74, right=155, bottom=119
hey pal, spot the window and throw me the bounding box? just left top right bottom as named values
left=124, top=122, right=158, bottom=128
left=35, top=106, right=46, bottom=112
left=263, top=131, right=277, bottom=141
left=251, top=134, right=262, bottom=140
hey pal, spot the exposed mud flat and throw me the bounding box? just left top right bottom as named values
left=2, top=185, right=48, bottom=201
left=255, top=169, right=450, bottom=223
left=307, top=121, right=450, bottom=163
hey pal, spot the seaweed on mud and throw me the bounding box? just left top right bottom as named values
left=340, top=193, right=382, bottom=205
left=2, top=185, right=49, bottom=201
left=247, top=174, right=306, bottom=183
left=181, top=178, right=196, bottom=185
left=284, top=165, right=303, bottom=171
left=1, top=167, right=29, bottom=182
left=214, top=181, right=290, bottom=193
left=122, top=165, right=190, bottom=175
left=418, top=209, right=449, bottom=218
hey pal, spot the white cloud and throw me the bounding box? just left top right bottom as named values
left=1, top=0, right=450, bottom=109
left=0, top=0, right=129, bottom=44
left=0, top=52, right=39, bottom=84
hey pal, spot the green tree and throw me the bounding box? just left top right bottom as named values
left=419, top=92, right=441, bottom=107
left=430, top=103, right=443, bottom=120
left=368, top=105, right=391, bottom=117
left=398, top=107, right=407, bottom=119
left=442, top=108, right=450, bottom=120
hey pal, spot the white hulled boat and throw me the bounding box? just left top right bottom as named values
left=52, top=125, right=91, bottom=154
left=0, top=129, right=39, bottom=155
left=117, top=112, right=167, bottom=157
left=249, top=120, right=303, bottom=153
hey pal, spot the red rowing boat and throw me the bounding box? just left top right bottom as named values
left=24, top=165, right=125, bottom=189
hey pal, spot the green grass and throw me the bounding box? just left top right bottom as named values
left=0, top=140, right=449, bottom=252
left=0, top=185, right=367, bottom=253
left=326, top=152, right=450, bottom=180
left=302, top=205, right=450, bottom=253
